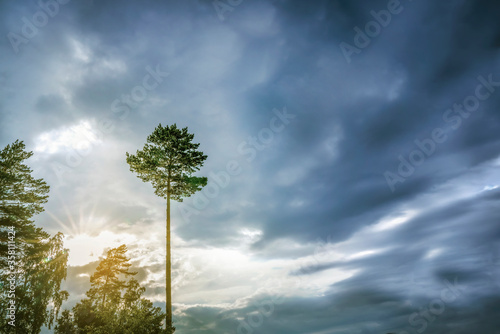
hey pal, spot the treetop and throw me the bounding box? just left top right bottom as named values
left=126, top=123, right=207, bottom=201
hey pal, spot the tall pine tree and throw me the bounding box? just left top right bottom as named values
left=126, top=124, right=207, bottom=331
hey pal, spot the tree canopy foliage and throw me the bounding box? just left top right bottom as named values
left=126, top=123, right=208, bottom=201
left=0, top=140, right=68, bottom=333
left=55, top=244, right=169, bottom=334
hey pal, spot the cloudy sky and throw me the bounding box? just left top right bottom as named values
left=2, top=0, right=500, bottom=333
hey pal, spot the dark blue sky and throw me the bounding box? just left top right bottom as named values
left=1, top=0, right=500, bottom=333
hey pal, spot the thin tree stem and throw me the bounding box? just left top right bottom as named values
left=166, top=178, right=172, bottom=330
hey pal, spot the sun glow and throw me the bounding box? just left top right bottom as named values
left=63, top=231, right=138, bottom=266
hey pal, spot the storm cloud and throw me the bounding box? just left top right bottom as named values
left=1, top=0, right=500, bottom=333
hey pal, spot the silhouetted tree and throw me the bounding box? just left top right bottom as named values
left=86, top=244, right=136, bottom=309
left=56, top=245, right=166, bottom=334
left=126, top=123, right=207, bottom=330
left=0, top=140, right=69, bottom=333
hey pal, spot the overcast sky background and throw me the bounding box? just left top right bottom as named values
left=1, top=0, right=500, bottom=333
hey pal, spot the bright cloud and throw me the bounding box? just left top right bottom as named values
left=34, top=120, right=101, bottom=155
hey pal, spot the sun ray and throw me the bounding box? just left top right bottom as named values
left=46, top=210, right=74, bottom=237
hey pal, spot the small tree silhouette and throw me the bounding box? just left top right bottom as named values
left=56, top=245, right=165, bottom=333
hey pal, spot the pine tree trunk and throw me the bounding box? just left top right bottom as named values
left=166, top=181, right=172, bottom=330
